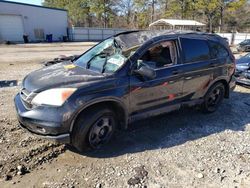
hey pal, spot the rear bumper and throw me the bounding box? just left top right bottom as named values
left=14, top=93, right=71, bottom=143
left=235, top=72, right=250, bottom=86
left=236, top=78, right=250, bottom=86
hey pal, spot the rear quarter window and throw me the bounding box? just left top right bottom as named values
left=209, top=41, right=229, bottom=59
left=180, top=38, right=210, bottom=63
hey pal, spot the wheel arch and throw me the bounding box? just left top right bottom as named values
left=208, top=79, right=229, bottom=98
left=70, top=98, right=128, bottom=133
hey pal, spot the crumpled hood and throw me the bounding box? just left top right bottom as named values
left=23, top=62, right=104, bottom=92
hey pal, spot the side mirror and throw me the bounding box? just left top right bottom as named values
left=133, top=64, right=156, bottom=80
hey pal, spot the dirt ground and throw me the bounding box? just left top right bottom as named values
left=0, top=43, right=250, bottom=188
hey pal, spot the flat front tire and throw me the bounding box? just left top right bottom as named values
left=71, top=107, right=117, bottom=152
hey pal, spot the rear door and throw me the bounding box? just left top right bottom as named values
left=208, top=40, right=232, bottom=77
left=179, top=37, right=214, bottom=101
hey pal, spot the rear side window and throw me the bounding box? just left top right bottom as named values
left=209, top=41, right=229, bottom=59
left=180, top=38, right=210, bottom=63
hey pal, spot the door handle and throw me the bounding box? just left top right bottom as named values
left=210, top=63, right=216, bottom=67
left=172, top=70, right=180, bottom=75
left=185, top=76, right=192, bottom=80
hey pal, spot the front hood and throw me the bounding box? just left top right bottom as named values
left=238, top=42, right=248, bottom=46
left=23, top=62, right=104, bottom=92
left=236, top=56, right=250, bottom=64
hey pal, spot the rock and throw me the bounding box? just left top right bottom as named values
left=197, top=173, right=204, bottom=179
left=95, top=183, right=101, bottom=188
left=17, top=171, right=22, bottom=176
left=127, top=166, right=149, bottom=186
left=238, top=169, right=243, bottom=175
left=134, top=166, right=148, bottom=179
left=220, top=176, right=226, bottom=182
left=4, top=174, right=12, bottom=181
left=16, top=165, right=28, bottom=175
left=128, top=177, right=141, bottom=186
left=17, top=165, right=23, bottom=171
left=214, top=168, right=220, bottom=173
left=221, top=169, right=226, bottom=173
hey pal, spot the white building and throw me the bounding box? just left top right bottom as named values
left=0, top=0, right=68, bottom=42
left=149, top=19, right=205, bottom=31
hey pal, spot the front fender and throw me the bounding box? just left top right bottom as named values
left=69, top=96, right=129, bottom=133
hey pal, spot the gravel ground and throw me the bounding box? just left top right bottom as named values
left=0, top=43, right=249, bottom=188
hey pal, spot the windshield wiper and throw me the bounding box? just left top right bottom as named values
left=86, top=52, right=109, bottom=69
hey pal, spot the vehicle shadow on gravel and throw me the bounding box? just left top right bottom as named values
left=68, top=90, right=250, bottom=158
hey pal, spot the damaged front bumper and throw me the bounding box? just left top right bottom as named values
left=235, top=71, right=250, bottom=86
left=14, top=93, right=71, bottom=143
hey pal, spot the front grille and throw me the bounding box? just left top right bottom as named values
left=20, top=88, right=36, bottom=109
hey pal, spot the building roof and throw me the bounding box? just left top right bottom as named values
left=0, top=0, right=67, bottom=12
left=149, top=19, right=205, bottom=27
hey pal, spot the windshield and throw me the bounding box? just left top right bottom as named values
left=74, top=38, right=129, bottom=74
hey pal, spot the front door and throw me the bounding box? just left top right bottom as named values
left=129, top=39, right=184, bottom=116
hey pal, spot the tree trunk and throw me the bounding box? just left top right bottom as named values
left=192, top=0, right=195, bottom=20
left=87, top=14, right=92, bottom=27
left=181, top=0, right=184, bottom=19
left=218, top=5, right=224, bottom=33
left=208, top=16, right=213, bottom=33
left=151, top=0, right=155, bottom=23
left=127, top=10, right=131, bottom=25
left=103, top=0, right=107, bottom=28
left=165, top=0, right=168, bottom=12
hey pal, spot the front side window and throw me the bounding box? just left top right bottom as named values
left=209, top=41, right=229, bottom=59
left=181, top=38, right=210, bottom=63
left=138, top=40, right=177, bottom=69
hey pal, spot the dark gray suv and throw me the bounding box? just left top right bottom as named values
left=14, top=30, right=236, bottom=152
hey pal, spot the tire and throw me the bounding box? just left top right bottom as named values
left=201, top=82, right=225, bottom=113
left=71, top=106, right=117, bottom=152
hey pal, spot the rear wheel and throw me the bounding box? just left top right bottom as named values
left=71, top=107, right=117, bottom=152
left=202, top=82, right=225, bottom=113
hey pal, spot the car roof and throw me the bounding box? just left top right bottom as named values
left=115, top=30, right=224, bottom=50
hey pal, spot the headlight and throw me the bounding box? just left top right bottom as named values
left=32, top=88, right=77, bottom=106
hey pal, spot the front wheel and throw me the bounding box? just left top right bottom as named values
left=202, top=82, right=225, bottom=113
left=71, top=107, right=117, bottom=152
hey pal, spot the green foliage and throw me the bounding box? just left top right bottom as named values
left=44, top=0, right=92, bottom=26
left=43, top=0, right=249, bottom=32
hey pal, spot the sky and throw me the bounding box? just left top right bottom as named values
left=5, top=0, right=43, bottom=5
